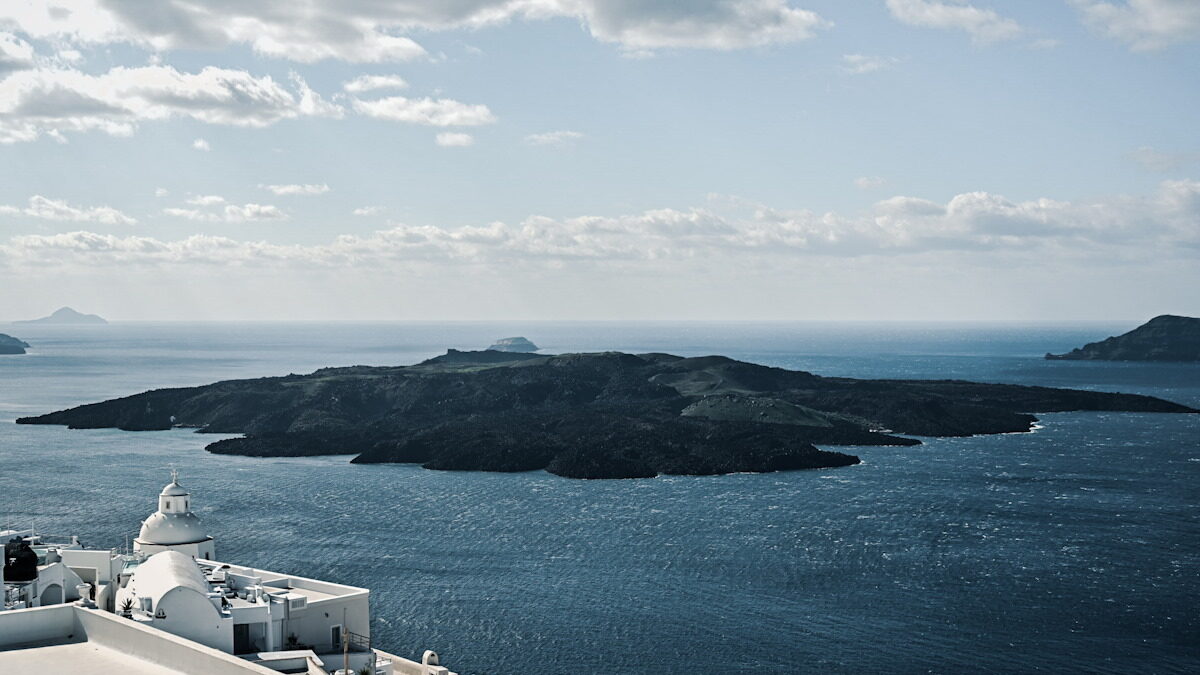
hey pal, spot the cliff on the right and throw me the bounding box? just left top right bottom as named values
left=1046, top=315, right=1200, bottom=361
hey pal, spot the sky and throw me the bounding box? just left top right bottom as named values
left=0, top=0, right=1197, bottom=322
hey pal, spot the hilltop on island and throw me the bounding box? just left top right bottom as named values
left=0, top=334, right=30, bottom=355
left=17, top=350, right=1196, bottom=479
left=487, top=336, right=539, bottom=352
left=1046, top=315, right=1200, bottom=362
left=15, top=307, right=108, bottom=325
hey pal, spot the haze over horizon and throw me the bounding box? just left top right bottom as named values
left=1, top=1, right=1198, bottom=322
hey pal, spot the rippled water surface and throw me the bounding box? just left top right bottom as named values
left=1, top=322, right=1197, bottom=674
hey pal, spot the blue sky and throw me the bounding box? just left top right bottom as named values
left=0, top=1, right=1197, bottom=321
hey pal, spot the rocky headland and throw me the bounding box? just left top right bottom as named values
left=17, top=350, right=1197, bottom=479
left=1046, top=315, right=1200, bottom=362
left=487, top=336, right=539, bottom=352
left=0, top=334, right=30, bottom=355
left=15, top=307, right=108, bottom=325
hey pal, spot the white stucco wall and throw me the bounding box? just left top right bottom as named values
left=283, top=593, right=370, bottom=652
left=0, top=603, right=76, bottom=647
left=153, top=586, right=233, bottom=652
left=72, top=608, right=279, bottom=674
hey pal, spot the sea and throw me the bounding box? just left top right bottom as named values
left=1, top=322, right=1197, bottom=674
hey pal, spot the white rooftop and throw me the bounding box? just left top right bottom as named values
left=129, top=550, right=210, bottom=604
left=1, top=640, right=185, bottom=674
left=0, top=604, right=278, bottom=674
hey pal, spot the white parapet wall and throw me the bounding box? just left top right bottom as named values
left=374, top=648, right=458, bottom=675
left=0, top=602, right=76, bottom=647
left=0, top=604, right=281, bottom=674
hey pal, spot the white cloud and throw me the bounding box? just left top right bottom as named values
left=352, top=206, right=383, bottom=216
left=0, top=1, right=827, bottom=62
left=0, top=1, right=426, bottom=64
left=8, top=181, right=1196, bottom=270
left=0, top=195, right=136, bottom=224
left=842, top=54, right=897, bottom=74
left=435, top=132, right=474, bottom=147
left=154, top=187, right=169, bottom=197
left=0, top=65, right=341, bottom=143
left=192, top=138, right=210, bottom=151
left=342, top=74, right=408, bottom=93
left=185, top=195, right=225, bottom=206
left=164, top=202, right=287, bottom=222
left=578, top=0, right=829, bottom=53
left=224, top=203, right=288, bottom=221
left=1072, top=0, right=1200, bottom=50
left=0, top=32, right=35, bottom=74
left=525, top=130, right=584, bottom=146
left=352, top=96, right=495, bottom=127
left=1128, top=146, right=1200, bottom=172
left=854, top=176, right=888, bottom=189
left=55, top=49, right=83, bottom=64
left=262, top=183, right=331, bottom=196
left=885, top=0, right=1022, bottom=44
left=162, top=207, right=208, bottom=221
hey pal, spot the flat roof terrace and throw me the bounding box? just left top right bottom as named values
left=198, top=559, right=368, bottom=604
left=0, top=604, right=278, bottom=674
left=1, top=639, right=183, bottom=674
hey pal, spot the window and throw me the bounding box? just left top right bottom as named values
left=164, top=500, right=171, bottom=509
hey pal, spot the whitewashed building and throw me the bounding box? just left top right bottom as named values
left=1, top=474, right=455, bottom=675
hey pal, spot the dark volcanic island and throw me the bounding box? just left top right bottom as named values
left=0, top=334, right=30, bottom=355
left=18, top=350, right=1197, bottom=479
left=1046, top=315, right=1200, bottom=362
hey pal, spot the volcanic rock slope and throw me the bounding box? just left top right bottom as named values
left=1047, top=315, right=1200, bottom=362
left=18, top=350, right=1197, bottom=478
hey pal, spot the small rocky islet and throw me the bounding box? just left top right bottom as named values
left=487, top=336, right=539, bottom=352
left=17, top=349, right=1197, bottom=479
left=1046, top=315, right=1200, bottom=362
left=0, top=334, right=30, bottom=355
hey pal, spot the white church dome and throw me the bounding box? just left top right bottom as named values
left=138, top=511, right=210, bottom=545
left=135, top=473, right=212, bottom=546
left=160, top=481, right=189, bottom=497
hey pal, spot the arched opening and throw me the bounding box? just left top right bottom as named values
left=40, top=583, right=63, bottom=606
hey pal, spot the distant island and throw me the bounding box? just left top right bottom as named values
left=15, top=307, right=108, bottom=325
left=1046, top=315, right=1200, bottom=362
left=488, top=336, right=539, bottom=352
left=18, top=350, right=1196, bottom=479
left=0, top=334, right=30, bottom=355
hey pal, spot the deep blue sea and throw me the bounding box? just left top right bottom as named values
left=1, top=322, right=1197, bottom=674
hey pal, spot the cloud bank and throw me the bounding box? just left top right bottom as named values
left=4, top=181, right=1195, bottom=269
left=0, top=65, right=339, bottom=143
left=0, top=1, right=829, bottom=62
